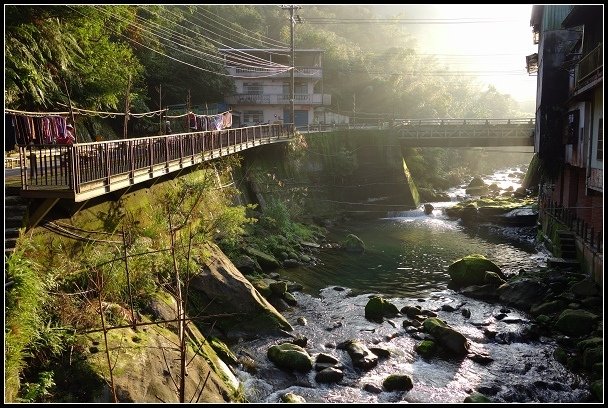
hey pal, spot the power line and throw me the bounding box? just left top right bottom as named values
left=193, top=5, right=289, bottom=49
left=95, top=5, right=289, bottom=71
left=302, top=17, right=519, bottom=24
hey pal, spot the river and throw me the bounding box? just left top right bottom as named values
left=229, top=166, right=593, bottom=403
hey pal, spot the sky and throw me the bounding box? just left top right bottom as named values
left=374, top=4, right=539, bottom=105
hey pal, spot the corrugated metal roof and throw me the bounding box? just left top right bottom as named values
left=541, top=5, right=575, bottom=31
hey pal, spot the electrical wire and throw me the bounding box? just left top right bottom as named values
left=149, top=6, right=291, bottom=68
left=193, top=5, right=290, bottom=49
left=95, top=5, right=289, bottom=71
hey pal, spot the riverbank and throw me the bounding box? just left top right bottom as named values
left=226, top=216, right=603, bottom=403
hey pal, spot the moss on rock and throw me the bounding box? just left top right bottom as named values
left=448, top=254, right=504, bottom=286
left=267, top=343, right=313, bottom=372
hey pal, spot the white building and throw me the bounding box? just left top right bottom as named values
left=219, top=48, right=331, bottom=129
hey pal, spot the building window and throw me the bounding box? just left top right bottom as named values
left=567, top=110, right=579, bottom=144
left=243, top=110, right=264, bottom=124
left=243, top=82, right=263, bottom=95
left=597, top=118, right=603, bottom=161
left=283, top=82, right=307, bottom=95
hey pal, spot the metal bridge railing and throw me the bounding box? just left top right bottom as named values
left=19, top=123, right=294, bottom=196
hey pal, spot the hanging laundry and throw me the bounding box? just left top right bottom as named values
left=212, top=114, right=224, bottom=131
left=222, top=112, right=232, bottom=129
left=188, top=112, right=197, bottom=130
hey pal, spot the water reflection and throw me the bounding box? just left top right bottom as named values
left=280, top=213, right=541, bottom=298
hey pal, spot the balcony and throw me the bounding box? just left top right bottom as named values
left=226, top=93, right=331, bottom=106
left=228, top=66, right=322, bottom=79
left=575, top=43, right=602, bottom=89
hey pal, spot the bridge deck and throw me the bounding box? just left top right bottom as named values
left=16, top=124, right=295, bottom=203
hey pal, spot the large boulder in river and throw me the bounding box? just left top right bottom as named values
left=382, top=374, right=413, bottom=392
left=338, top=339, right=379, bottom=370
left=497, top=279, right=548, bottom=311
left=422, top=317, right=470, bottom=356
left=343, top=234, right=365, bottom=253
left=267, top=343, right=313, bottom=372
left=554, top=309, right=600, bottom=337
left=189, top=242, right=293, bottom=337
left=465, top=176, right=489, bottom=196
left=448, top=254, right=505, bottom=287
left=365, top=295, right=400, bottom=322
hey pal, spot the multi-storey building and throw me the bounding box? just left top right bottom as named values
left=219, top=48, right=331, bottom=129
left=528, top=5, right=603, bottom=283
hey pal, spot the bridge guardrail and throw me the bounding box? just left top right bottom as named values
left=19, top=123, right=294, bottom=197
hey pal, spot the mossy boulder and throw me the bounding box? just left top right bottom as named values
left=582, top=347, right=603, bottom=370
left=190, top=243, right=292, bottom=336
left=577, top=337, right=603, bottom=352
left=269, top=281, right=288, bottom=296
left=343, top=233, right=365, bottom=253
left=554, top=309, right=599, bottom=337
left=422, top=317, right=469, bottom=356
left=209, top=337, right=238, bottom=366
left=340, top=339, right=379, bottom=370
left=267, top=343, right=313, bottom=372
left=365, top=296, right=400, bottom=322
left=382, top=374, right=413, bottom=392
left=530, top=300, right=563, bottom=316
left=467, top=176, right=486, bottom=188
left=464, top=392, right=491, bottom=402
left=244, top=247, right=281, bottom=271
left=281, top=392, right=306, bottom=403
left=591, top=380, right=603, bottom=401
left=415, top=340, right=437, bottom=358
left=448, top=254, right=505, bottom=287
left=232, top=254, right=261, bottom=275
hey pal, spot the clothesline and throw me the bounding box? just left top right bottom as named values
left=5, top=107, right=168, bottom=118
left=6, top=107, right=232, bottom=120
left=165, top=109, right=231, bottom=119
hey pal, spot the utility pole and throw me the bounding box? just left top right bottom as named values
left=281, top=5, right=301, bottom=128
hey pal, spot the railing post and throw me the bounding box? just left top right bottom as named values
left=165, top=137, right=169, bottom=168
left=149, top=138, right=154, bottom=172
left=129, top=140, right=134, bottom=182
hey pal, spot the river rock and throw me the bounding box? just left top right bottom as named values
left=363, top=383, right=383, bottom=394
left=448, top=254, right=505, bottom=287
left=497, top=279, right=548, bottom=311
left=189, top=243, right=292, bottom=336
left=316, top=353, right=340, bottom=365
left=244, top=247, right=280, bottom=271
left=464, top=391, right=491, bottom=402
left=422, top=317, right=470, bottom=356
left=554, top=309, right=599, bottom=337
left=267, top=343, right=313, bottom=372
left=365, top=295, right=400, bottom=322
left=343, top=233, right=365, bottom=253
left=339, top=339, right=378, bottom=370
left=315, top=367, right=344, bottom=383
left=281, top=393, right=306, bottom=403
left=382, top=374, right=414, bottom=392
left=460, top=284, right=500, bottom=302
left=570, top=279, right=600, bottom=298
left=232, top=254, right=261, bottom=275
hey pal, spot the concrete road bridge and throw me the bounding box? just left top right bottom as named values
left=299, top=117, right=535, bottom=147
